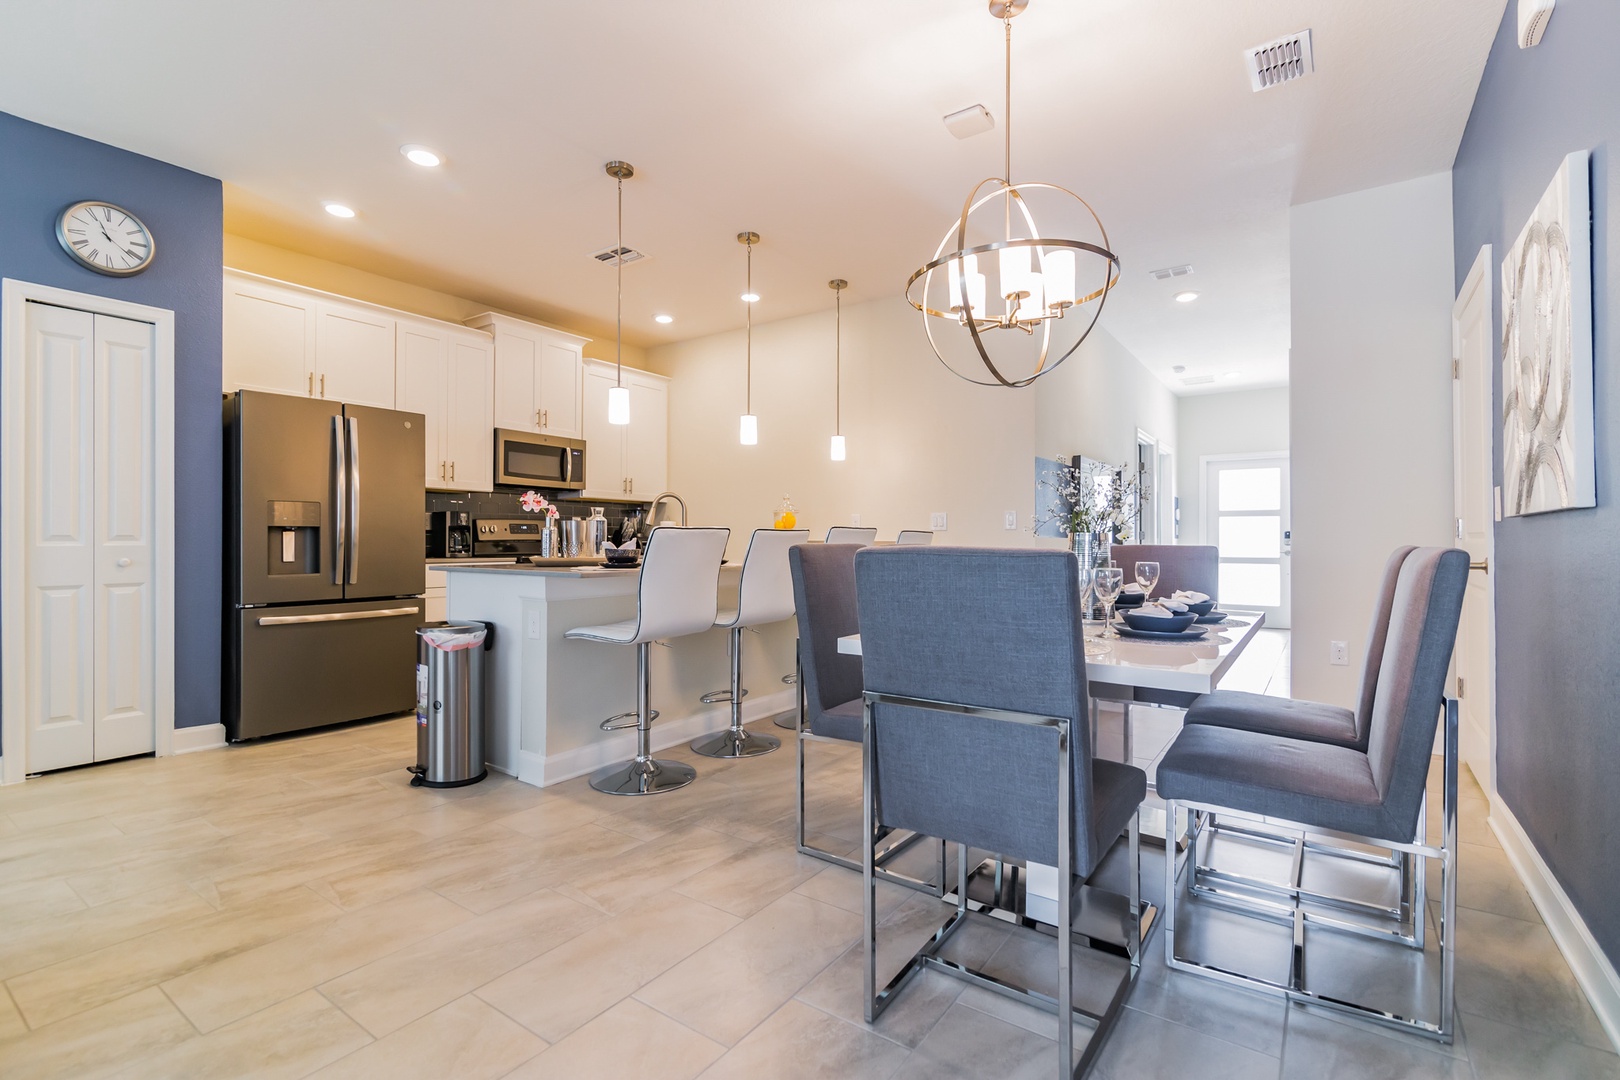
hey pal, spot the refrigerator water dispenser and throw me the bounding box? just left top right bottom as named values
left=266, top=500, right=322, bottom=576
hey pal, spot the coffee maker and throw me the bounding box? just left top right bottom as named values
left=425, top=510, right=473, bottom=558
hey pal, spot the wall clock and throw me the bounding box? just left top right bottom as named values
left=55, top=200, right=155, bottom=276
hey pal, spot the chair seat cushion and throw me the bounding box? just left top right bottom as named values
left=1090, top=759, right=1148, bottom=869
left=1156, top=725, right=1393, bottom=839
left=564, top=618, right=639, bottom=644
left=1185, top=690, right=1358, bottom=748
left=809, top=698, right=863, bottom=742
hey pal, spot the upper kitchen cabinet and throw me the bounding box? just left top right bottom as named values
left=581, top=359, right=667, bottom=499
left=395, top=317, right=495, bottom=492
left=467, top=313, right=587, bottom=440
left=223, top=271, right=395, bottom=408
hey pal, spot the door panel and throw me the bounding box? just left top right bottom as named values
left=224, top=278, right=315, bottom=396
left=342, top=403, right=426, bottom=599
left=538, top=341, right=581, bottom=437
left=93, top=315, right=156, bottom=760
left=1204, top=454, right=1291, bottom=628
left=25, top=303, right=97, bottom=771
left=580, top=366, right=623, bottom=497
left=315, top=303, right=395, bottom=408
left=493, top=328, right=539, bottom=432
left=623, top=377, right=667, bottom=497
left=396, top=322, right=448, bottom=489
left=447, top=335, right=494, bottom=491
left=1454, top=248, right=1496, bottom=790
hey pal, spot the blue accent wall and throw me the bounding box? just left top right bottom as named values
left=1452, top=6, right=1620, bottom=961
left=0, top=111, right=223, bottom=734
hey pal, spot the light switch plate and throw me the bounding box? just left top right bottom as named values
left=930, top=512, right=948, bottom=531
left=850, top=513, right=861, bottom=527
left=1004, top=511, right=1017, bottom=530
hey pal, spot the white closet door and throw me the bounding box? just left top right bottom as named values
left=24, top=303, right=98, bottom=772
left=92, top=314, right=158, bottom=761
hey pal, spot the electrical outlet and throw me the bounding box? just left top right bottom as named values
left=1004, top=511, right=1017, bottom=530
left=1329, top=640, right=1349, bottom=666
left=527, top=610, right=541, bottom=640
left=850, top=513, right=861, bottom=527
left=930, top=512, right=948, bottom=531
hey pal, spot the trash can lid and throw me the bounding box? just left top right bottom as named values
left=418, top=624, right=487, bottom=651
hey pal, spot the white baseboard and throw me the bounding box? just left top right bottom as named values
left=1489, top=794, right=1620, bottom=1053
left=171, top=723, right=227, bottom=755
left=519, top=689, right=795, bottom=788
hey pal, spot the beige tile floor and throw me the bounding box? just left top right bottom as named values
left=1, top=630, right=1615, bottom=1079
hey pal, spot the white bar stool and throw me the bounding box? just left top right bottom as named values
left=825, top=526, right=877, bottom=545
left=894, top=530, right=934, bottom=545
left=693, top=528, right=807, bottom=758
left=565, top=526, right=730, bottom=795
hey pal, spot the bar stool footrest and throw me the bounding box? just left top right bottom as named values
left=599, top=709, right=659, bottom=732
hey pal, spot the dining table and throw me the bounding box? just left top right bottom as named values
left=836, top=609, right=1268, bottom=930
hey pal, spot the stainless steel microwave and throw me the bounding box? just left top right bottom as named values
left=494, top=429, right=586, bottom=490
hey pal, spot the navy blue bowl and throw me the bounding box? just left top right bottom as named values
left=1120, top=609, right=1197, bottom=633
left=1181, top=598, right=1216, bottom=617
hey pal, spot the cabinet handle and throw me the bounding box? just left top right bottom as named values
left=320, top=374, right=326, bottom=397
left=308, top=372, right=314, bottom=396
left=440, top=461, right=446, bottom=480
left=536, top=409, right=542, bottom=428
left=543, top=409, right=548, bottom=427
left=450, top=461, right=456, bottom=482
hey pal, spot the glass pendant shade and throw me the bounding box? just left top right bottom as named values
left=607, top=385, right=630, bottom=425
left=739, top=413, right=758, bottom=445
left=947, top=255, right=986, bottom=315
left=830, top=434, right=846, bottom=461
left=1042, top=249, right=1077, bottom=308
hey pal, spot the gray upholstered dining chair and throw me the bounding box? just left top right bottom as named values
left=1157, top=546, right=1468, bottom=1042
left=855, top=546, right=1147, bottom=1079
left=824, top=525, right=878, bottom=546
left=787, top=543, right=945, bottom=893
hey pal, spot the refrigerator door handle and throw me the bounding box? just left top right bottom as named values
left=257, top=606, right=421, bottom=626
left=347, top=415, right=361, bottom=586
left=332, top=416, right=347, bottom=586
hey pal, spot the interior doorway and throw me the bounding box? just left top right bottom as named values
left=1202, top=453, right=1291, bottom=628
left=1452, top=246, right=1496, bottom=793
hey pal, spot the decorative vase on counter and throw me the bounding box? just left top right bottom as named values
left=585, top=507, right=608, bottom=557
left=773, top=494, right=798, bottom=530
left=540, top=521, right=558, bottom=559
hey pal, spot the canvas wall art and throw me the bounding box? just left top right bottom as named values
left=1501, top=150, right=1595, bottom=516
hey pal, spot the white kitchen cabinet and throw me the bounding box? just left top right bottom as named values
left=581, top=360, right=668, bottom=499
left=396, top=316, right=494, bottom=492
left=223, top=271, right=394, bottom=408
left=468, top=313, right=587, bottom=439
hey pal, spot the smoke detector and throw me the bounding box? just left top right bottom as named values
left=590, top=245, right=648, bottom=266
left=1245, top=30, right=1314, bottom=92
left=943, top=104, right=995, bottom=140
left=1519, top=0, right=1554, bottom=48
left=1180, top=374, right=1217, bottom=387
left=1150, top=264, right=1194, bottom=281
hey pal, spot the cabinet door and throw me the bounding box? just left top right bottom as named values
left=315, top=303, right=396, bottom=408
left=446, top=333, right=495, bottom=492
left=580, top=365, right=625, bottom=497
left=537, top=340, right=582, bottom=438
left=623, top=376, right=668, bottom=498
left=224, top=277, right=315, bottom=396
left=491, top=326, right=540, bottom=432
left=395, top=321, right=449, bottom=489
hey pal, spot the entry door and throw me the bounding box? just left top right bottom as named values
left=1203, top=454, right=1291, bottom=628
left=1453, top=247, right=1496, bottom=792
left=25, top=302, right=157, bottom=772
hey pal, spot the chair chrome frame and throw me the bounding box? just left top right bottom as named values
left=793, top=650, right=947, bottom=895
left=1161, top=698, right=1459, bottom=1043
left=862, top=689, right=1143, bottom=1080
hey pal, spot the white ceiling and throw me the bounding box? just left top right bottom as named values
left=0, top=0, right=1502, bottom=394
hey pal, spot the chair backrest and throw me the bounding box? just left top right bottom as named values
left=855, top=547, right=1110, bottom=877
left=826, top=526, right=878, bottom=546
left=1364, top=547, right=1468, bottom=838
left=1110, top=544, right=1218, bottom=600
left=732, top=528, right=808, bottom=627
left=1351, top=545, right=1419, bottom=747
left=632, top=526, right=730, bottom=643
left=894, top=530, right=934, bottom=546
left=788, top=544, right=865, bottom=720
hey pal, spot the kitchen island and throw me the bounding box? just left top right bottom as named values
left=443, top=562, right=797, bottom=788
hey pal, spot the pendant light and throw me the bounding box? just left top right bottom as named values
left=829, top=279, right=847, bottom=461
left=738, top=231, right=760, bottom=445
left=605, top=161, right=633, bottom=425
left=903, top=0, right=1120, bottom=387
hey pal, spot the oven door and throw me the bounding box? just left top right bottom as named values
left=494, top=430, right=586, bottom=489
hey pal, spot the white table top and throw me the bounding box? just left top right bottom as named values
left=836, top=611, right=1267, bottom=696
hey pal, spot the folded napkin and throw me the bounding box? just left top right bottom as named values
left=1119, top=584, right=1145, bottom=596
left=1134, top=602, right=1178, bottom=618
left=1161, top=599, right=1190, bottom=613
left=1171, top=589, right=1210, bottom=604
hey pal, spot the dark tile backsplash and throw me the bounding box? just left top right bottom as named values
left=425, top=488, right=649, bottom=535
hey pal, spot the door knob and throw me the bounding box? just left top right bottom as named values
left=117, top=558, right=132, bottom=568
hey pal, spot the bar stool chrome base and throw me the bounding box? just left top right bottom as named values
left=690, top=727, right=780, bottom=759
left=589, top=756, right=696, bottom=796
left=774, top=672, right=798, bottom=728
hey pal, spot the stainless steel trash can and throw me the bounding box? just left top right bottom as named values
left=411, top=622, right=491, bottom=787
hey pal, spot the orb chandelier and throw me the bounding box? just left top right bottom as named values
left=905, top=0, right=1120, bottom=388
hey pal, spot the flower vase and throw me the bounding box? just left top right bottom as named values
left=540, top=521, right=558, bottom=559
left=1070, top=531, right=1106, bottom=619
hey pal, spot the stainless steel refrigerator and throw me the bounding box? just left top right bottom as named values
left=225, top=390, right=426, bottom=740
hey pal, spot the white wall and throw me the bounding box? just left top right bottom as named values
left=1176, top=387, right=1290, bottom=542
left=651, top=296, right=1175, bottom=559
left=1289, top=172, right=1455, bottom=706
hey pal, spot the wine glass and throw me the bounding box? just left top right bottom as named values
left=1135, top=561, right=1160, bottom=601
left=1094, top=567, right=1124, bottom=638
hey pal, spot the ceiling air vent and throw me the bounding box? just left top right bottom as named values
left=1180, top=374, right=1218, bottom=387
left=1246, top=30, right=1314, bottom=92
left=590, top=245, right=648, bottom=266
left=1151, top=264, right=1194, bottom=281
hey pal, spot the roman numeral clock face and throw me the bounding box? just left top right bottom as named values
left=55, top=201, right=155, bottom=276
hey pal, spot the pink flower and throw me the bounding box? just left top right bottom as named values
left=520, top=491, right=548, bottom=514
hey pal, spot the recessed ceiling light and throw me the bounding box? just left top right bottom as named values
left=323, top=202, right=356, bottom=219
left=654, top=314, right=673, bottom=324
left=1224, top=371, right=1242, bottom=379
left=401, top=145, right=442, bottom=168
left=1174, top=290, right=1199, bottom=303
left=741, top=292, right=760, bottom=303
left=1172, top=365, right=1186, bottom=374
